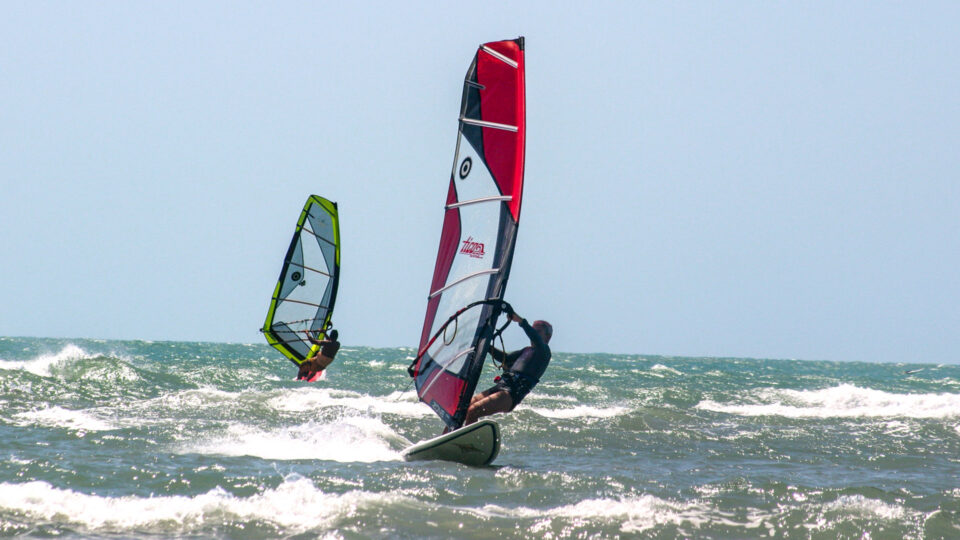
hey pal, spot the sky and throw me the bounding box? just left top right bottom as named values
left=1, top=2, right=958, bottom=364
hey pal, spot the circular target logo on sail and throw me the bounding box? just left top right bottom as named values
left=459, top=236, right=486, bottom=258
left=459, top=157, right=472, bottom=179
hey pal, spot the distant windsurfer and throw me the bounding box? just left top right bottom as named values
left=462, top=307, right=552, bottom=426
left=297, top=329, right=340, bottom=381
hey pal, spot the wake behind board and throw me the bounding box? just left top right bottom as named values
left=402, top=420, right=500, bottom=467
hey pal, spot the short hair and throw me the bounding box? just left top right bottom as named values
left=532, top=320, right=552, bottom=341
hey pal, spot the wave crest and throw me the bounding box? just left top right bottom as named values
left=697, top=384, right=960, bottom=419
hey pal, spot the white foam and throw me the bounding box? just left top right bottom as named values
left=880, top=420, right=912, bottom=437
left=181, top=416, right=404, bottom=462
left=525, top=404, right=629, bottom=419
left=936, top=377, right=960, bottom=389
left=547, top=380, right=605, bottom=395
left=79, top=361, right=140, bottom=383
left=268, top=387, right=429, bottom=418
left=817, top=495, right=909, bottom=521
left=4, top=456, right=31, bottom=466
left=13, top=406, right=117, bottom=433
left=108, top=387, right=267, bottom=432
left=696, top=384, right=960, bottom=419
left=523, top=394, right=578, bottom=404
left=480, top=494, right=716, bottom=534
left=135, top=386, right=245, bottom=414
left=576, top=365, right=618, bottom=377
left=0, top=344, right=94, bottom=377
left=0, top=477, right=414, bottom=534
left=651, top=364, right=683, bottom=376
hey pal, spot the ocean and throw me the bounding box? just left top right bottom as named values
left=1, top=336, right=958, bottom=539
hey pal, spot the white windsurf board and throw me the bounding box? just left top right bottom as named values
left=402, top=419, right=500, bottom=466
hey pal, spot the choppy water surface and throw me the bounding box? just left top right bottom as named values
left=1, top=337, right=959, bottom=538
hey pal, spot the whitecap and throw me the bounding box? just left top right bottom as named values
left=651, top=364, right=683, bottom=376
left=816, top=494, right=909, bottom=521
left=523, top=394, right=578, bottom=404
left=268, top=387, right=429, bottom=418
left=577, top=365, right=617, bottom=377
left=524, top=404, right=629, bottom=419
left=478, top=494, right=722, bottom=534
left=146, top=386, right=245, bottom=410
left=548, top=380, right=605, bottom=394
left=696, top=384, right=960, bottom=419
left=0, top=345, right=94, bottom=377
left=13, top=406, right=116, bottom=432
left=881, top=420, right=912, bottom=437
left=0, top=477, right=414, bottom=534
left=180, top=416, right=405, bottom=462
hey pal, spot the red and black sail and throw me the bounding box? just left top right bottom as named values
left=408, top=37, right=526, bottom=430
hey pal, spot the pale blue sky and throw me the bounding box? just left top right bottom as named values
left=2, top=2, right=957, bottom=364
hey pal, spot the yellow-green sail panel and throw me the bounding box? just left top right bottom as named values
left=262, top=195, right=340, bottom=365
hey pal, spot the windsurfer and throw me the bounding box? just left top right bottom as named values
left=463, top=310, right=552, bottom=425
left=297, top=329, right=340, bottom=380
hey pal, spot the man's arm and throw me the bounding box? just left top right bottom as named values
left=516, top=315, right=548, bottom=352
left=492, top=348, right=522, bottom=370
left=306, top=330, right=323, bottom=346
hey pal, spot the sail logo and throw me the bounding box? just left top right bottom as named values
left=460, top=236, right=485, bottom=258
left=459, top=157, right=472, bottom=179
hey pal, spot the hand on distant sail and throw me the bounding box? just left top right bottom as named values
left=305, top=330, right=322, bottom=346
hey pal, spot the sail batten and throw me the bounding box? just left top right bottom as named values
left=408, top=37, right=526, bottom=430
left=285, top=261, right=333, bottom=278
left=277, top=298, right=329, bottom=309
left=459, top=117, right=519, bottom=132
left=428, top=268, right=501, bottom=298
left=480, top=45, right=518, bottom=68
left=446, top=195, right=512, bottom=209
left=301, top=227, right=337, bottom=247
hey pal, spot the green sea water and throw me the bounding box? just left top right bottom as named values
left=1, top=336, right=959, bottom=538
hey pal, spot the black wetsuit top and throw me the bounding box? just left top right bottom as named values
left=320, top=338, right=340, bottom=359
left=488, top=319, right=551, bottom=404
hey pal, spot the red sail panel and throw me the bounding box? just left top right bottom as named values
left=409, top=37, right=526, bottom=430
left=418, top=180, right=460, bottom=350
left=477, top=40, right=526, bottom=221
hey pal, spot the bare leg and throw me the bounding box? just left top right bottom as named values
left=469, top=388, right=496, bottom=407
left=297, top=361, right=313, bottom=380
left=297, top=354, right=334, bottom=380
left=440, top=389, right=500, bottom=434
left=464, top=390, right=513, bottom=426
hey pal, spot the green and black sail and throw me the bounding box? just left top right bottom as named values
left=262, top=195, right=340, bottom=365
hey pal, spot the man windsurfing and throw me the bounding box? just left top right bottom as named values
left=297, top=329, right=340, bottom=381
left=463, top=306, right=552, bottom=425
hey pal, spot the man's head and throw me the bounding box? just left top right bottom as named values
left=532, top=320, right=552, bottom=344
left=328, top=329, right=339, bottom=341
